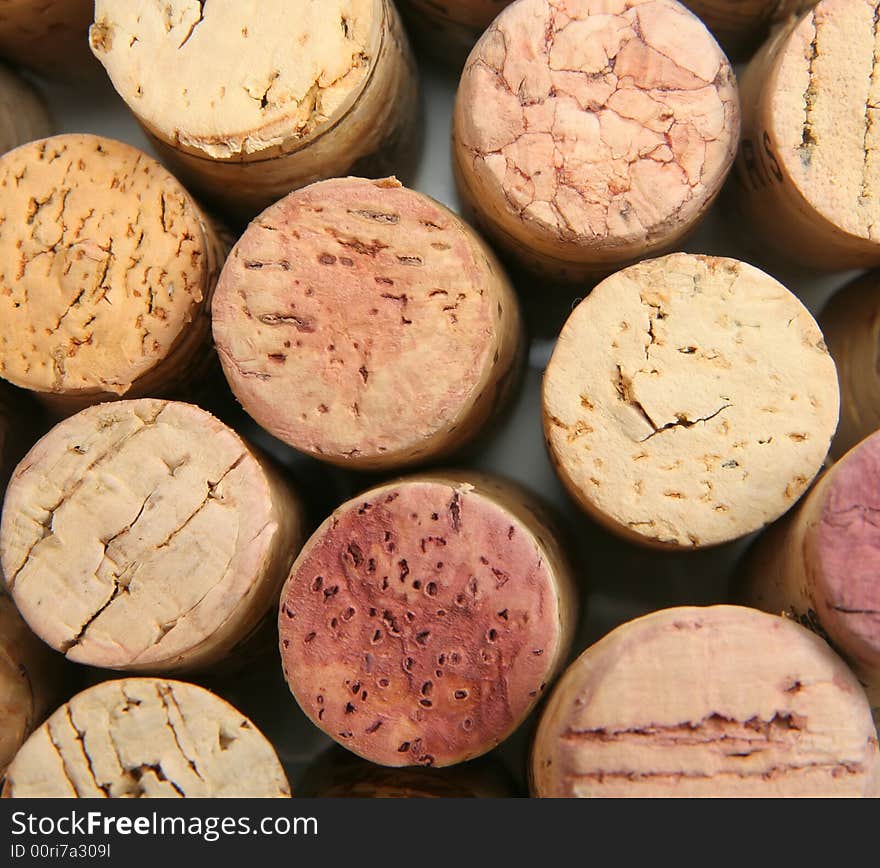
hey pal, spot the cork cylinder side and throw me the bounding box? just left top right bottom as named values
left=0, top=65, right=51, bottom=155
left=1, top=399, right=307, bottom=673
left=90, top=0, right=420, bottom=223
left=2, top=677, right=291, bottom=797
left=213, top=177, right=525, bottom=471
left=279, top=472, right=579, bottom=768
left=542, top=253, right=839, bottom=549
left=531, top=605, right=880, bottom=797
left=452, top=0, right=740, bottom=282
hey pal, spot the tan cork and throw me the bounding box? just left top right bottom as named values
left=90, top=0, right=420, bottom=221
left=531, top=605, right=880, bottom=798
left=279, top=472, right=578, bottom=768
left=0, top=134, right=226, bottom=415
left=0, top=399, right=306, bottom=673
left=213, top=177, right=524, bottom=471
left=452, top=0, right=740, bottom=282
left=0, top=65, right=51, bottom=155
left=734, top=0, right=880, bottom=269
left=2, top=677, right=291, bottom=797
left=542, top=253, right=839, bottom=549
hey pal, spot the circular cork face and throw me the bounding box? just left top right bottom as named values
left=532, top=606, right=880, bottom=797
left=279, top=476, right=564, bottom=768
left=0, top=135, right=210, bottom=400
left=213, top=177, right=514, bottom=467
left=768, top=0, right=880, bottom=244
left=3, top=678, right=290, bottom=797
left=0, top=595, right=40, bottom=773
left=543, top=253, right=839, bottom=548
left=1, top=399, right=281, bottom=670
left=90, top=0, right=383, bottom=159
left=455, top=0, right=739, bottom=259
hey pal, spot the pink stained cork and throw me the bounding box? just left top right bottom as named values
left=279, top=473, right=578, bottom=768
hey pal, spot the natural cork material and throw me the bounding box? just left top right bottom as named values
left=818, top=270, right=880, bottom=459
left=1, top=399, right=306, bottom=673
left=279, top=472, right=578, bottom=768
left=531, top=605, right=880, bottom=798
left=543, top=253, right=839, bottom=549
left=0, top=135, right=226, bottom=414
left=452, top=0, right=740, bottom=281
left=734, top=0, right=880, bottom=269
left=743, top=430, right=880, bottom=718
left=0, top=65, right=51, bottom=155
left=3, top=678, right=291, bottom=797
left=213, top=177, right=524, bottom=471
left=0, top=594, right=65, bottom=776
left=91, top=0, right=420, bottom=221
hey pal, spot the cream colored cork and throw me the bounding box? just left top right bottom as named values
left=0, top=65, right=50, bottom=155
left=1, top=399, right=306, bottom=673
left=90, top=0, right=419, bottom=221
left=542, top=253, right=839, bottom=549
left=0, top=134, right=226, bottom=414
left=0, top=594, right=65, bottom=776
left=452, top=0, right=740, bottom=282
left=3, top=678, right=291, bottom=797
left=734, top=0, right=880, bottom=269
left=213, top=177, right=524, bottom=471
left=279, top=472, right=578, bottom=768
left=532, top=605, right=880, bottom=798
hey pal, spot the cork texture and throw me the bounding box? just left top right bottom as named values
left=453, top=0, right=739, bottom=279
left=543, top=253, right=839, bottom=548
left=0, top=65, right=51, bottom=156
left=1, top=399, right=306, bottom=672
left=3, top=677, right=291, bottom=797
left=213, top=177, right=524, bottom=470
left=531, top=605, right=880, bottom=797
left=279, top=473, right=578, bottom=768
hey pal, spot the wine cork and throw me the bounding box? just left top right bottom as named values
left=0, top=594, right=65, bottom=776
left=531, top=605, right=880, bottom=798
left=818, top=270, right=880, bottom=459
left=0, top=134, right=226, bottom=415
left=543, top=253, right=839, bottom=549
left=213, top=177, right=524, bottom=471
left=279, top=472, right=578, bottom=768
left=742, top=430, right=880, bottom=716
left=1, top=398, right=306, bottom=673
left=0, top=65, right=50, bottom=155
left=2, top=677, right=291, bottom=797
left=452, top=0, right=740, bottom=282
left=90, top=0, right=420, bottom=222
left=734, top=0, right=880, bottom=270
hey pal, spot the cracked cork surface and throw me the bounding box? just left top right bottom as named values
left=279, top=473, right=578, bottom=768
left=0, top=66, right=51, bottom=156
left=452, top=0, right=739, bottom=280
left=0, top=134, right=224, bottom=412
left=213, top=177, right=524, bottom=471
left=2, top=677, right=291, bottom=797
left=531, top=606, right=880, bottom=798
left=0, top=399, right=306, bottom=672
left=735, top=0, right=880, bottom=268
left=542, top=253, right=839, bottom=549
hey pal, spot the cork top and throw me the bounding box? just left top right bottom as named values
left=768, top=0, right=880, bottom=243
left=532, top=606, right=880, bottom=797
left=0, top=135, right=211, bottom=401
left=213, top=177, right=514, bottom=468
left=3, top=678, right=291, bottom=797
left=543, top=253, right=839, bottom=547
left=1, top=399, right=284, bottom=671
left=90, top=0, right=384, bottom=160
left=454, top=0, right=739, bottom=259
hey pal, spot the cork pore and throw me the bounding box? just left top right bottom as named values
left=1, top=399, right=279, bottom=670
left=532, top=606, right=880, bottom=797
left=543, top=253, right=839, bottom=547
left=3, top=678, right=290, bottom=797
left=280, top=477, right=564, bottom=768
left=91, top=0, right=384, bottom=160
left=455, top=0, right=739, bottom=258
left=0, top=135, right=210, bottom=400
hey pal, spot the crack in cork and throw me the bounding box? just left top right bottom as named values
left=861, top=5, right=880, bottom=200
left=799, top=12, right=820, bottom=155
